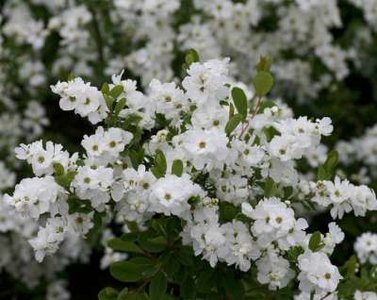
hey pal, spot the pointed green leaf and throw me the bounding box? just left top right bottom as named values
left=264, top=177, right=278, bottom=197
left=184, top=49, right=200, bottom=69
left=114, top=98, right=127, bottom=116
left=225, top=114, right=243, bottom=136
left=53, top=163, right=64, bottom=176
left=98, top=287, right=118, bottom=300
left=149, top=272, right=167, bottom=300
left=309, top=231, right=324, bottom=252
left=231, top=87, right=248, bottom=119
left=101, top=82, right=110, bottom=94
left=253, top=71, right=274, bottom=97
left=107, top=238, right=143, bottom=254
left=104, top=94, right=114, bottom=110
left=151, top=150, right=167, bottom=178
left=110, top=85, right=124, bottom=99
left=110, top=257, right=155, bottom=283
left=171, top=160, right=183, bottom=177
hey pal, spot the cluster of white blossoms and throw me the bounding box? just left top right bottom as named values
left=1, top=0, right=376, bottom=298
left=0, top=163, right=87, bottom=299
left=354, top=232, right=377, bottom=265
left=2, top=0, right=377, bottom=102
left=354, top=290, right=377, bottom=300
left=51, top=78, right=108, bottom=124
left=5, top=57, right=376, bottom=298
left=297, top=177, right=377, bottom=219
left=297, top=251, right=342, bottom=295
left=337, top=124, right=377, bottom=183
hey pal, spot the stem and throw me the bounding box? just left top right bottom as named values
left=320, top=292, right=331, bottom=300
left=89, top=7, right=105, bottom=65
left=239, top=96, right=262, bottom=139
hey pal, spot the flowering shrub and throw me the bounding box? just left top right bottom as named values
left=3, top=54, right=377, bottom=299
left=1, top=0, right=377, bottom=299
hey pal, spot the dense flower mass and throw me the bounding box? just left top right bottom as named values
left=1, top=0, right=377, bottom=299
left=2, top=55, right=376, bottom=298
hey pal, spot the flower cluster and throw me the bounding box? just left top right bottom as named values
left=297, top=177, right=377, bottom=219
left=5, top=57, right=377, bottom=298
left=2, top=0, right=377, bottom=102
left=354, top=232, right=377, bottom=265
left=0, top=0, right=376, bottom=298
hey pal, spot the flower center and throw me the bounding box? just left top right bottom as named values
left=198, top=141, right=207, bottom=149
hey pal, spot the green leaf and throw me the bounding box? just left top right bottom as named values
left=252, top=71, right=274, bottom=97
left=317, top=166, right=328, bottom=181
left=229, top=103, right=235, bottom=119
left=196, top=271, right=216, bottom=294
left=101, top=82, right=110, bottom=94
left=110, top=257, right=155, bottom=283
left=98, top=287, right=118, bottom=300
left=149, top=272, right=168, bottom=300
left=264, top=177, right=278, bottom=197
left=110, top=85, right=124, bottom=99
left=118, top=293, right=149, bottom=300
left=108, top=238, right=144, bottom=254
left=309, top=231, right=324, bottom=252
left=219, top=202, right=239, bottom=223
left=117, top=288, right=129, bottom=300
left=67, top=196, right=92, bottom=214
left=287, top=246, right=304, bottom=263
left=53, top=163, right=64, bottom=176
left=258, top=100, right=276, bottom=113
left=180, top=276, right=196, bottom=300
left=67, top=73, right=75, bottom=81
left=231, top=87, right=248, bottom=119
left=184, top=49, right=200, bottom=69
left=171, top=160, right=183, bottom=177
left=139, top=236, right=167, bottom=253
left=263, top=126, right=279, bottom=142
left=160, top=251, right=180, bottom=277
left=122, top=114, right=143, bottom=130
left=128, top=148, right=145, bottom=169
left=225, top=114, right=243, bottom=135
left=176, top=247, right=194, bottom=266
left=151, top=150, right=167, bottom=178
left=340, top=255, right=358, bottom=278
left=114, top=98, right=127, bottom=115
left=104, top=94, right=114, bottom=110
left=55, top=169, right=77, bottom=188
left=317, top=150, right=339, bottom=180
left=256, top=56, right=273, bottom=72
left=219, top=272, right=245, bottom=300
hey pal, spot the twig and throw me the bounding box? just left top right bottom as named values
left=239, top=96, right=262, bottom=139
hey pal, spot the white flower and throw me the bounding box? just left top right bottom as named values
left=221, top=221, right=260, bottom=271
left=182, top=58, right=229, bottom=106
left=250, top=197, right=296, bottom=242
left=67, top=212, right=94, bottom=235
left=354, top=290, right=377, bottom=300
left=256, top=251, right=295, bottom=290
left=4, top=176, right=65, bottom=219
left=51, top=77, right=107, bottom=124
left=148, top=79, right=189, bottom=122
left=298, top=251, right=342, bottom=294
left=15, top=140, right=70, bottom=176
left=149, top=174, right=203, bottom=217
left=82, top=127, right=133, bottom=159
left=241, top=202, right=253, bottom=218
left=322, top=222, right=344, bottom=254
left=46, top=280, right=70, bottom=300
left=354, top=232, right=377, bottom=265
left=180, top=128, right=231, bottom=171
left=29, top=217, right=67, bottom=262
